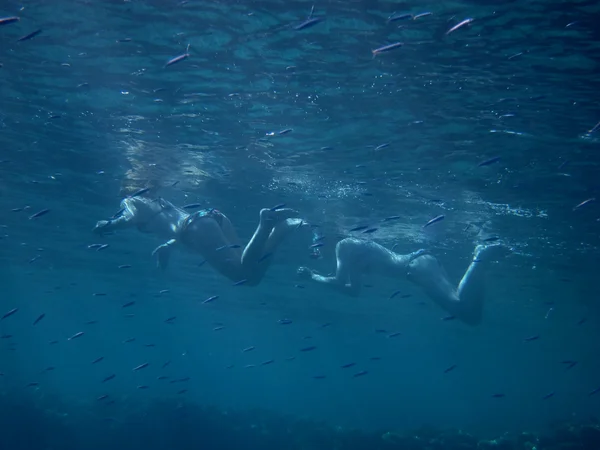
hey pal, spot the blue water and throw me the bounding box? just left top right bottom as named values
left=1, top=0, right=600, bottom=448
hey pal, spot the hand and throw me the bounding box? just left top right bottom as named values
left=297, top=266, right=314, bottom=280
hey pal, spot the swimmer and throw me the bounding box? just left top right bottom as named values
left=93, top=196, right=304, bottom=286
left=298, top=238, right=509, bottom=325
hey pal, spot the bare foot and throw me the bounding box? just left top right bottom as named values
left=260, top=208, right=299, bottom=225
left=473, top=244, right=511, bottom=263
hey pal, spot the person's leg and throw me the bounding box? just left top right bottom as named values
left=240, top=208, right=299, bottom=284
left=181, top=207, right=299, bottom=284
left=406, top=244, right=507, bottom=325
left=246, top=217, right=307, bottom=284
left=298, top=239, right=363, bottom=297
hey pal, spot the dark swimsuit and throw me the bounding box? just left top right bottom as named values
left=180, top=208, right=224, bottom=234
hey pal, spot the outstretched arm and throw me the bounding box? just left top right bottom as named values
left=297, top=266, right=362, bottom=297
left=92, top=199, right=139, bottom=234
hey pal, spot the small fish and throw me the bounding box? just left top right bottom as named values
left=102, top=374, right=116, bottom=383
left=171, top=377, right=190, bottom=383
left=481, top=236, right=500, bottom=242
left=0, top=17, right=20, bottom=26
left=294, top=17, right=322, bottom=31
left=27, top=382, right=40, bottom=387
left=97, top=244, right=109, bottom=251
left=232, top=279, right=247, bottom=286
left=478, top=156, right=501, bottom=167
left=278, top=319, right=293, bottom=325
left=123, top=338, right=136, bottom=343
left=388, top=13, right=412, bottom=22
left=442, top=315, right=456, bottom=321
left=413, top=12, right=432, bottom=20
left=491, top=393, right=505, bottom=398
left=157, top=376, right=169, bottom=380
left=216, top=244, right=241, bottom=251
left=29, top=209, right=50, bottom=219
left=33, top=313, right=45, bottom=325
left=577, top=318, right=587, bottom=325
left=261, top=360, right=275, bottom=366
left=164, top=316, right=176, bottom=323
left=202, top=295, right=219, bottom=304
left=2, top=308, right=19, bottom=320
left=349, top=225, right=370, bottom=232
left=382, top=215, right=401, bottom=222
left=341, top=363, right=356, bottom=369
left=118, top=264, right=132, bottom=269
left=370, top=357, right=382, bottom=361
left=588, top=387, right=600, bottom=397
left=198, top=260, right=206, bottom=267
left=182, top=203, right=202, bottom=209
left=353, top=371, right=368, bottom=377
left=588, top=120, right=600, bottom=134
left=372, top=42, right=403, bottom=55
left=374, top=143, right=389, bottom=151
left=242, top=346, right=255, bottom=353
left=165, top=46, right=190, bottom=68
left=446, top=18, right=474, bottom=35
left=17, top=29, right=42, bottom=42
left=68, top=332, right=84, bottom=341
left=424, top=215, right=445, bottom=228
left=159, top=289, right=170, bottom=295
left=130, top=187, right=151, bottom=198
left=92, top=357, right=104, bottom=364
left=137, top=385, right=149, bottom=390
left=362, top=227, right=378, bottom=234
left=97, top=395, right=109, bottom=401
left=122, top=301, right=135, bottom=308
left=258, top=253, right=272, bottom=263
left=573, top=198, right=595, bottom=211
left=387, top=332, right=402, bottom=338
left=132, top=363, right=149, bottom=371
left=300, top=346, right=317, bottom=352
left=213, top=326, right=225, bottom=331
left=310, top=243, right=324, bottom=249
left=177, top=389, right=187, bottom=394
left=543, top=391, right=555, bottom=400
left=444, top=364, right=457, bottom=373
left=524, top=335, right=539, bottom=342
left=270, top=203, right=286, bottom=211
left=162, top=360, right=171, bottom=369
left=278, top=129, right=293, bottom=135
